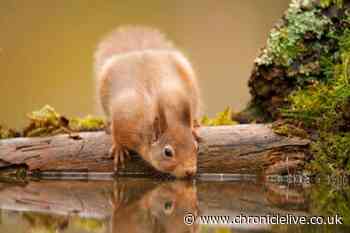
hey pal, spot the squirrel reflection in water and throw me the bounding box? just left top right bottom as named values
left=110, top=180, right=199, bottom=233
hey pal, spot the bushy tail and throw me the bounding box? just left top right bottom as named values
left=94, top=26, right=175, bottom=73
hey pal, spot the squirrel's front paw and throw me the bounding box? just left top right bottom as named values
left=113, top=148, right=130, bottom=172
left=108, top=145, right=116, bottom=159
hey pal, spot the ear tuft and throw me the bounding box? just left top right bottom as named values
left=152, top=117, right=161, bottom=142
left=153, top=106, right=168, bottom=141
left=180, top=101, right=193, bottom=127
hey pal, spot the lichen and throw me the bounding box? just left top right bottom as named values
left=201, top=107, right=237, bottom=126
left=256, top=0, right=331, bottom=67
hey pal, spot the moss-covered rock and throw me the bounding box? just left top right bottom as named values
left=248, top=0, right=350, bottom=174
left=248, top=0, right=350, bottom=120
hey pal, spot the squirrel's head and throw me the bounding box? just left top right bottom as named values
left=148, top=102, right=199, bottom=178
left=149, top=126, right=198, bottom=178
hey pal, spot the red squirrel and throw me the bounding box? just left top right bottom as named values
left=94, top=26, right=201, bottom=178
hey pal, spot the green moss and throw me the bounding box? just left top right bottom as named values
left=0, top=125, right=19, bottom=139
left=320, top=0, right=344, bottom=8
left=272, top=120, right=309, bottom=138
left=281, top=27, right=350, bottom=174
left=309, top=133, right=350, bottom=174
left=201, top=107, right=237, bottom=126
left=23, top=105, right=71, bottom=137
left=69, top=115, right=105, bottom=132
left=281, top=33, right=350, bottom=129
left=0, top=105, right=106, bottom=138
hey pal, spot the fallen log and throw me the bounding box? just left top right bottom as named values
left=0, top=124, right=310, bottom=176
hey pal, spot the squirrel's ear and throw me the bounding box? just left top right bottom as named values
left=153, top=117, right=161, bottom=142
left=181, top=101, right=193, bottom=128
left=153, top=107, right=168, bottom=141
left=172, top=54, right=194, bottom=127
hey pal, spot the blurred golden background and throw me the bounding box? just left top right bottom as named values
left=0, top=0, right=289, bottom=128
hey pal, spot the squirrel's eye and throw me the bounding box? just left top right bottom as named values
left=163, top=145, right=174, bottom=158
left=163, top=200, right=174, bottom=214
left=164, top=201, right=173, bottom=210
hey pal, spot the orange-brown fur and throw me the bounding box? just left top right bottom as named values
left=95, top=26, right=201, bottom=178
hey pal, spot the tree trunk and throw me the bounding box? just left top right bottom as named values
left=0, top=124, right=309, bottom=177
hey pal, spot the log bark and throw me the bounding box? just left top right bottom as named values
left=0, top=124, right=309, bottom=176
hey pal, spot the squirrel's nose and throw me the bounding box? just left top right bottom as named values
left=185, top=168, right=197, bottom=177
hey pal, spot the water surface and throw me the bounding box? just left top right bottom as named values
left=0, top=178, right=349, bottom=233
